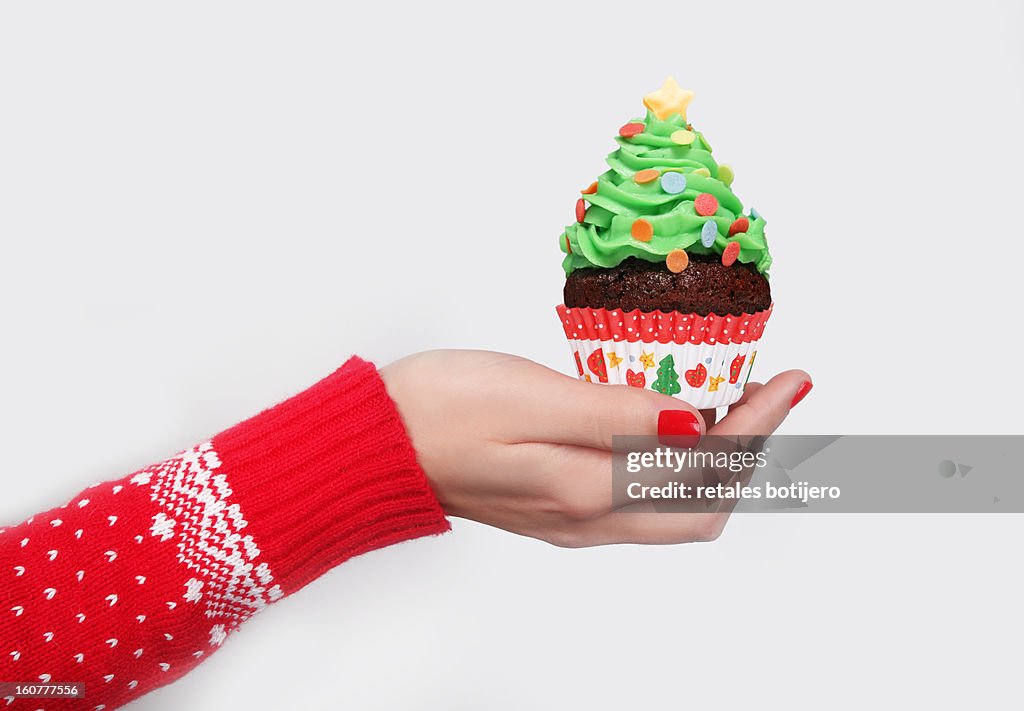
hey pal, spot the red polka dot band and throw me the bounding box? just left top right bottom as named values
left=555, top=304, right=772, bottom=408
left=556, top=305, right=771, bottom=346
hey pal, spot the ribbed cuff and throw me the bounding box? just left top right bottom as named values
left=212, top=357, right=450, bottom=596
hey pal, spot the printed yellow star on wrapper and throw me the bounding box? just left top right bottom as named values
left=639, top=351, right=656, bottom=371
left=607, top=352, right=623, bottom=368
left=708, top=375, right=726, bottom=392
left=643, top=77, right=695, bottom=121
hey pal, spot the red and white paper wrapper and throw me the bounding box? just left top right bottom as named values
left=555, top=304, right=773, bottom=409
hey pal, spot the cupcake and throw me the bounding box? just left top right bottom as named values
left=556, top=77, right=773, bottom=408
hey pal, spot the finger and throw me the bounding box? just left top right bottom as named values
left=728, top=382, right=763, bottom=411
left=564, top=505, right=730, bottom=545
left=517, top=371, right=706, bottom=451
left=713, top=370, right=811, bottom=437
left=681, top=372, right=810, bottom=530
left=568, top=374, right=811, bottom=545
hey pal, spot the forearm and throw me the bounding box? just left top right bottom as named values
left=0, top=357, right=449, bottom=710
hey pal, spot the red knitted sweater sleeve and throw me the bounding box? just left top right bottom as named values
left=0, top=357, right=450, bottom=710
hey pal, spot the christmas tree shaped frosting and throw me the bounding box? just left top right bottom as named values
left=561, top=77, right=772, bottom=277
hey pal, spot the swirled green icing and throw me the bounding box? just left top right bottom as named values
left=560, top=110, right=772, bottom=277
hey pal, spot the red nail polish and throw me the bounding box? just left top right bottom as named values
left=658, top=410, right=702, bottom=448
left=791, top=381, right=813, bottom=408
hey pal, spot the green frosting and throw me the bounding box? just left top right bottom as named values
left=560, top=110, right=772, bottom=276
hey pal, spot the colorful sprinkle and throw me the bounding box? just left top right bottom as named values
left=575, top=199, right=587, bottom=223
left=694, top=193, right=718, bottom=216
left=722, top=241, right=740, bottom=266
left=750, top=207, right=762, bottom=220
left=634, top=169, right=660, bottom=184
left=619, top=122, right=645, bottom=138
left=670, top=130, right=696, bottom=146
left=581, top=181, right=598, bottom=195
left=692, top=167, right=711, bottom=177
left=728, top=217, right=750, bottom=236
left=660, top=171, right=687, bottom=194
left=718, top=164, right=735, bottom=186
left=564, top=235, right=572, bottom=254
left=631, top=218, right=654, bottom=242
left=701, top=220, right=718, bottom=247
left=666, top=249, right=689, bottom=273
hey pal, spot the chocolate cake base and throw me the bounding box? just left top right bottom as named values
left=563, top=255, right=771, bottom=316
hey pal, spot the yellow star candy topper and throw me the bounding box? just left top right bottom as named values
left=643, top=76, right=695, bottom=121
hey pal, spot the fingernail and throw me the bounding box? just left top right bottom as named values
left=658, top=410, right=702, bottom=448
left=790, top=381, right=813, bottom=409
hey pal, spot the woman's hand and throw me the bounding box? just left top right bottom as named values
left=381, top=350, right=811, bottom=547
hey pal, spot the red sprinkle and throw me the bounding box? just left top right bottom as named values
left=581, top=181, right=598, bottom=195
left=565, top=235, right=572, bottom=254
left=694, top=193, right=718, bottom=216
left=575, top=199, right=587, bottom=223
left=728, top=217, right=750, bottom=236
left=722, top=241, right=741, bottom=266
left=619, top=122, right=645, bottom=138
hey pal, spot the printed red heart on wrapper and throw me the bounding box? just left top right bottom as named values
left=626, top=369, right=646, bottom=388
left=587, top=349, right=609, bottom=383
left=684, top=363, right=707, bottom=388
left=729, top=354, right=745, bottom=384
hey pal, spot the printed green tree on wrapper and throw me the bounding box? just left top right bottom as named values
left=651, top=354, right=681, bottom=396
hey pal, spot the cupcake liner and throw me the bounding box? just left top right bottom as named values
left=555, top=304, right=772, bottom=409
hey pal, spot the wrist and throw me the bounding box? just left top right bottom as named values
left=213, top=356, right=450, bottom=596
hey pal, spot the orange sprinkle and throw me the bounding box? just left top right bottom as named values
left=631, top=219, right=654, bottom=242
left=666, top=249, right=689, bottom=273
left=581, top=181, right=598, bottom=195
left=634, top=169, right=660, bottom=184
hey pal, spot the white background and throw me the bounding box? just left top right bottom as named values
left=2, top=1, right=1022, bottom=708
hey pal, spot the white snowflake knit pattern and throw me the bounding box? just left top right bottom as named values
left=1, top=441, right=283, bottom=711
left=137, top=442, right=283, bottom=634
